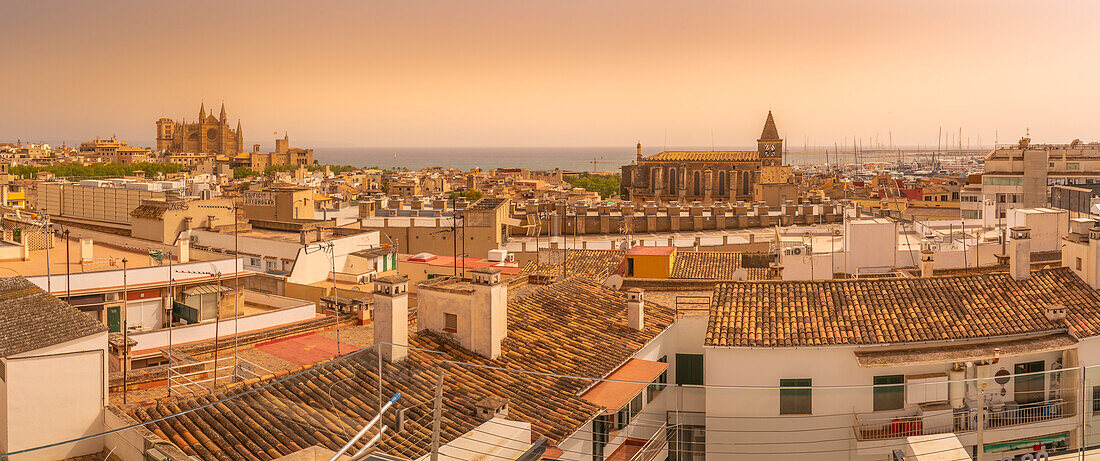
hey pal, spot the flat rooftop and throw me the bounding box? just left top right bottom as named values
left=0, top=238, right=161, bottom=278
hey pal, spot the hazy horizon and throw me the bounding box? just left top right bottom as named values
left=4, top=0, right=1099, bottom=151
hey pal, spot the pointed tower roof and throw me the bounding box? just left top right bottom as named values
left=759, top=111, right=780, bottom=140
left=199, top=102, right=206, bottom=120
left=219, top=103, right=227, bottom=122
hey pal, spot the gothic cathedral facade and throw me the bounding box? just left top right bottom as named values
left=156, top=103, right=244, bottom=155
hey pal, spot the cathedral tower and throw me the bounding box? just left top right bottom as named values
left=757, top=111, right=783, bottom=167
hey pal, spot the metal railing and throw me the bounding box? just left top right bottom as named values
left=854, top=398, right=1071, bottom=442
left=167, top=355, right=274, bottom=396
left=629, top=423, right=670, bottom=461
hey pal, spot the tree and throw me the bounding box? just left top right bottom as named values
left=566, top=173, right=620, bottom=199
left=233, top=167, right=260, bottom=178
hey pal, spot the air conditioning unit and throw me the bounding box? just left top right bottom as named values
left=505, top=254, right=515, bottom=262
left=783, top=246, right=805, bottom=256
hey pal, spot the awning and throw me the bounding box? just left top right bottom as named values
left=501, top=217, right=522, bottom=227
left=181, top=284, right=233, bottom=296
left=580, top=358, right=669, bottom=411
left=982, top=432, right=1067, bottom=453
left=854, top=333, right=1077, bottom=368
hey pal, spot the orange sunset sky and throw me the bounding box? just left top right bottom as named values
left=1, top=0, right=1098, bottom=150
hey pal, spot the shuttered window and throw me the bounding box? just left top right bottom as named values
left=444, top=313, right=458, bottom=333
left=675, top=354, right=703, bottom=386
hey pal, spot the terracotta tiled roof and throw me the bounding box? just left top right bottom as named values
left=671, top=251, right=774, bottom=280
left=644, top=151, right=759, bottom=162
left=707, top=268, right=1100, bottom=348
left=521, top=249, right=625, bottom=281
left=0, top=277, right=106, bottom=358
left=131, top=277, right=673, bottom=459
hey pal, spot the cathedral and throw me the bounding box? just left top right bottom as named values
left=156, top=103, right=244, bottom=155
left=620, top=111, right=784, bottom=204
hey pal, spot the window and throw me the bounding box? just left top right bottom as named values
left=1093, top=386, right=1100, bottom=414
left=248, top=257, right=261, bottom=267
left=985, top=176, right=1024, bottom=186
left=873, top=375, right=905, bottom=411
left=443, top=313, right=458, bottom=333
left=1014, top=361, right=1046, bottom=404
left=1078, top=257, right=1084, bottom=271
left=675, top=354, right=704, bottom=386
left=648, top=356, right=669, bottom=402
left=266, top=261, right=277, bottom=271
left=626, top=258, right=635, bottom=277
left=592, top=414, right=610, bottom=460
left=780, top=379, right=812, bottom=415
left=1068, top=162, right=1081, bottom=170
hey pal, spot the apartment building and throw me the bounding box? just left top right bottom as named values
left=982, top=137, right=1100, bottom=219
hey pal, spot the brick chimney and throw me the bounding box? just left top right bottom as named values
left=471, top=267, right=508, bottom=360
left=920, top=239, right=934, bottom=278
left=373, top=275, right=410, bottom=362
left=1009, top=226, right=1031, bottom=281
left=626, top=288, right=644, bottom=330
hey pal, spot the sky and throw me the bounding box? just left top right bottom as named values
left=1, top=0, right=1098, bottom=150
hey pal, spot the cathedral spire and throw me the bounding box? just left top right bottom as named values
left=220, top=102, right=227, bottom=123
left=199, top=102, right=206, bottom=120
left=759, top=110, right=780, bottom=141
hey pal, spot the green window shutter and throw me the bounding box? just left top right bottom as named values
left=675, top=353, right=704, bottom=385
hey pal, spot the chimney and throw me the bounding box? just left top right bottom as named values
left=1009, top=226, right=1031, bottom=281
left=178, top=237, right=190, bottom=263
left=474, top=396, right=510, bottom=421
left=373, top=275, right=410, bottom=362
left=471, top=267, right=507, bottom=359
left=769, top=262, right=784, bottom=280
left=920, top=239, right=935, bottom=278
left=626, top=288, right=644, bottom=330
left=1087, top=227, right=1100, bottom=289
left=80, top=238, right=94, bottom=263
left=1044, top=303, right=1068, bottom=322
left=183, top=216, right=193, bottom=231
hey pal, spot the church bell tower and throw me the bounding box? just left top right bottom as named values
left=757, top=111, right=783, bottom=167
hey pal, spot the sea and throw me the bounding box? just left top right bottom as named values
left=312, top=146, right=962, bottom=172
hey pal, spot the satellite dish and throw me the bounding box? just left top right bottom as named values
left=603, top=275, right=624, bottom=290
left=994, top=368, right=1011, bottom=386
left=732, top=268, right=749, bottom=282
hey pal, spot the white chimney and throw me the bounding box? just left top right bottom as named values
left=1009, top=226, right=1031, bottom=281
left=79, top=238, right=94, bottom=263
left=373, top=275, right=410, bottom=362
left=920, top=239, right=935, bottom=278
left=626, top=288, right=645, bottom=330
left=471, top=267, right=507, bottom=360
left=178, top=237, right=190, bottom=263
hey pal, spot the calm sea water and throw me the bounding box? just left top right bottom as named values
left=312, top=146, right=946, bottom=171
left=312, top=146, right=638, bottom=172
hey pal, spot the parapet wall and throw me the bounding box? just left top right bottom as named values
left=509, top=198, right=844, bottom=237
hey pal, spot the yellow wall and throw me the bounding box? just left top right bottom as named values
left=626, top=250, right=675, bottom=279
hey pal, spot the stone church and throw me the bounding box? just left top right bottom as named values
left=620, top=111, right=783, bottom=204
left=156, top=103, right=244, bottom=155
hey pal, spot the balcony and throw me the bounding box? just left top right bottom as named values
left=855, top=399, right=1073, bottom=442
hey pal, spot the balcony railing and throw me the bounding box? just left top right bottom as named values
left=854, top=399, right=1071, bottom=442
left=629, top=423, right=670, bottom=461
